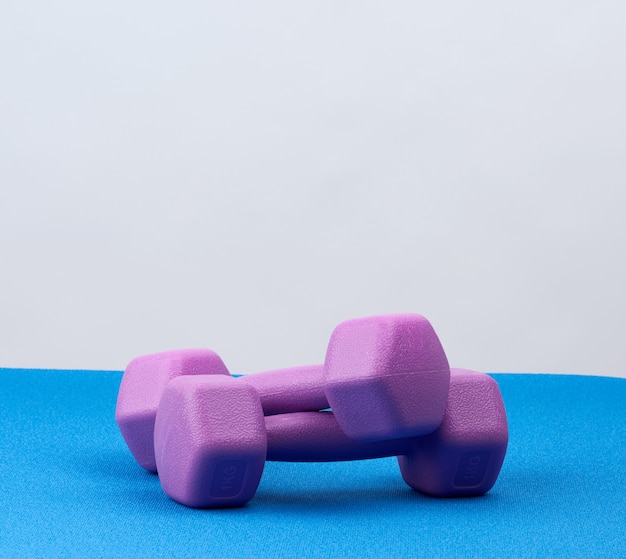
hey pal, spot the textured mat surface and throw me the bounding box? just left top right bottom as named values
left=0, top=369, right=624, bottom=558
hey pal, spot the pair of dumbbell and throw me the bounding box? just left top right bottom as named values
left=116, top=314, right=508, bottom=508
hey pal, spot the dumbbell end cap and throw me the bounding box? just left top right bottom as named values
left=154, top=375, right=267, bottom=508
left=399, top=369, right=508, bottom=496
left=115, top=349, right=230, bottom=472
left=324, top=314, right=451, bottom=440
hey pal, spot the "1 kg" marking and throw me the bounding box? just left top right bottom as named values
left=211, top=460, right=247, bottom=498
left=453, top=451, right=490, bottom=488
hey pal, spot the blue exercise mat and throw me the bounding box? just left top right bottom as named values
left=0, top=369, right=624, bottom=558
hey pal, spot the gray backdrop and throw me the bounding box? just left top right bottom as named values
left=2, top=1, right=624, bottom=377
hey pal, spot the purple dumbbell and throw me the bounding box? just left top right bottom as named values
left=116, top=314, right=451, bottom=472
left=154, top=368, right=508, bottom=508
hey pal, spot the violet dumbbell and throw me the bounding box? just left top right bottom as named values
left=116, top=314, right=451, bottom=472
left=154, top=369, right=508, bottom=508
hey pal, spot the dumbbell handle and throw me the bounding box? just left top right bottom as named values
left=265, top=410, right=411, bottom=462
left=240, top=366, right=328, bottom=415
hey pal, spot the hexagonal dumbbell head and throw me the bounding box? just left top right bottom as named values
left=398, top=368, right=508, bottom=496
left=324, top=314, right=450, bottom=441
left=155, top=375, right=267, bottom=508
left=115, top=349, right=230, bottom=472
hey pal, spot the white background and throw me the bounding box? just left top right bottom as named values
left=1, top=1, right=625, bottom=377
